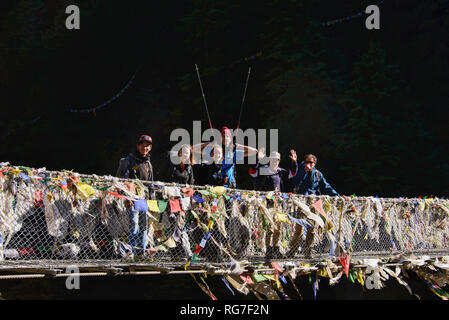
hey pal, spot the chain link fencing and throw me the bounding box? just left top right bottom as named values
left=1, top=165, right=449, bottom=270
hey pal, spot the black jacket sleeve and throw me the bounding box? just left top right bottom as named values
left=290, top=161, right=298, bottom=177
left=170, top=164, right=194, bottom=184
left=148, top=160, right=154, bottom=181
left=187, top=165, right=195, bottom=185
left=117, top=157, right=131, bottom=178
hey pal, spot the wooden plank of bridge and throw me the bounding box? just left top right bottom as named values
left=77, top=266, right=123, bottom=276
left=0, top=268, right=63, bottom=277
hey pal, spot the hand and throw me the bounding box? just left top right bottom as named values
left=289, top=149, right=297, bottom=162
left=124, top=199, right=133, bottom=209
left=257, top=147, right=265, bottom=160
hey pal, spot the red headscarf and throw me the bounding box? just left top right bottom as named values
left=221, top=126, right=232, bottom=137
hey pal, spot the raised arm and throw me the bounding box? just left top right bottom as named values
left=288, top=149, right=298, bottom=179
left=235, top=143, right=258, bottom=157
left=192, top=142, right=214, bottom=155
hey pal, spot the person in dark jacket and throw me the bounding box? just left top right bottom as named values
left=165, top=144, right=195, bottom=259
left=249, top=149, right=298, bottom=260
left=249, top=148, right=298, bottom=192
left=196, top=144, right=227, bottom=186
left=116, top=135, right=154, bottom=181
left=116, top=134, right=154, bottom=256
left=291, top=154, right=339, bottom=196
left=167, top=144, right=195, bottom=185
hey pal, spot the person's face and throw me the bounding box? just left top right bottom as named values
left=269, top=158, right=280, bottom=170
left=137, top=141, right=152, bottom=156
left=179, top=146, right=191, bottom=163
left=222, top=134, right=232, bottom=147
left=304, top=157, right=316, bottom=172
left=211, top=147, right=223, bottom=163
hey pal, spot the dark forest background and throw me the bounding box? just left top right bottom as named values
left=1, top=0, right=448, bottom=198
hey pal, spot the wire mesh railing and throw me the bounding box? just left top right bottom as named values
left=1, top=164, right=449, bottom=269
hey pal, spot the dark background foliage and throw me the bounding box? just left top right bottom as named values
left=1, top=0, right=448, bottom=197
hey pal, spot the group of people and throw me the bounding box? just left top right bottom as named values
left=115, top=128, right=339, bottom=259
left=117, top=127, right=339, bottom=197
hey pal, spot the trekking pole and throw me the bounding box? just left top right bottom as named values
left=235, top=66, right=251, bottom=139
left=195, top=64, right=213, bottom=130
left=235, top=67, right=251, bottom=141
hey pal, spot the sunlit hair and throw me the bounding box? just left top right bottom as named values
left=209, top=144, right=223, bottom=159
left=178, top=144, right=195, bottom=165
left=303, top=154, right=317, bottom=164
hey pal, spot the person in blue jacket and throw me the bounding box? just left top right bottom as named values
left=291, top=154, right=339, bottom=196
left=289, top=153, right=339, bottom=259
left=194, top=126, right=258, bottom=188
